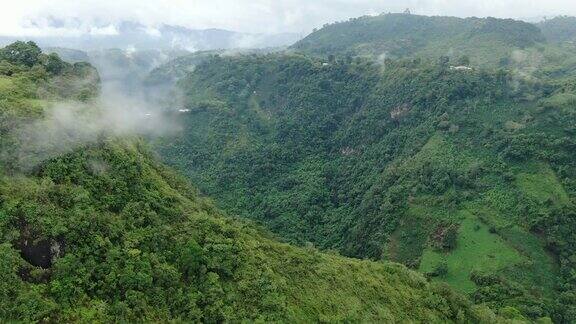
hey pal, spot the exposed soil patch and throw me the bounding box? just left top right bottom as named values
left=16, top=219, right=64, bottom=269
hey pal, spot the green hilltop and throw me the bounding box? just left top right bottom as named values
left=291, top=14, right=544, bottom=66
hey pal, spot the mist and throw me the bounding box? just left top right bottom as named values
left=5, top=0, right=571, bottom=170
left=15, top=89, right=179, bottom=170
left=11, top=46, right=187, bottom=171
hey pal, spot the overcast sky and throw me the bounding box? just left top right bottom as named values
left=2, top=0, right=576, bottom=36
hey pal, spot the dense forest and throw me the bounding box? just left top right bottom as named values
left=3, top=11, right=576, bottom=323
left=154, top=15, right=576, bottom=322
left=538, top=16, right=576, bottom=43
left=0, top=42, right=503, bottom=322
left=292, top=14, right=545, bottom=65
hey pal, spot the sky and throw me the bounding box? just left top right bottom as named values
left=1, top=0, right=576, bottom=36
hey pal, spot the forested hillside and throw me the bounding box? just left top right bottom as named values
left=5, top=11, right=576, bottom=323
left=0, top=42, right=500, bottom=322
left=538, top=16, right=576, bottom=43
left=291, top=14, right=545, bottom=66
left=156, top=50, right=576, bottom=321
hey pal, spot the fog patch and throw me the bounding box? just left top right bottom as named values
left=511, top=49, right=544, bottom=78
left=2, top=46, right=189, bottom=172
left=374, top=52, right=388, bottom=71
left=88, top=158, right=110, bottom=176
left=15, top=90, right=179, bottom=170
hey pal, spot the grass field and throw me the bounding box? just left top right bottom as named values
left=498, top=225, right=558, bottom=298
left=516, top=162, right=570, bottom=206
left=419, top=212, right=525, bottom=293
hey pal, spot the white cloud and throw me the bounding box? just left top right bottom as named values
left=0, top=0, right=576, bottom=36
left=89, top=24, right=119, bottom=36
left=142, top=26, right=162, bottom=37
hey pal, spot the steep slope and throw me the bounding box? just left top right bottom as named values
left=144, top=51, right=216, bottom=87
left=292, top=14, right=544, bottom=66
left=0, top=42, right=496, bottom=322
left=156, top=53, right=576, bottom=321
left=1, top=142, right=494, bottom=322
left=143, top=48, right=286, bottom=88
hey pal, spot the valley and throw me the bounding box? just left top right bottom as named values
left=1, top=10, right=576, bottom=323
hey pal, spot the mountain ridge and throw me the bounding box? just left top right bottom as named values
left=291, top=13, right=546, bottom=66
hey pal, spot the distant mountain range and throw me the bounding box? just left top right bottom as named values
left=0, top=21, right=301, bottom=51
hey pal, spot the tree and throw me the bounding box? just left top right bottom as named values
left=435, top=262, right=449, bottom=277
left=42, top=53, right=68, bottom=75
left=0, top=41, right=42, bottom=67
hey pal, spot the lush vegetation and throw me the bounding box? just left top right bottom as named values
left=0, top=42, right=501, bottom=322
left=291, top=14, right=544, bottom=66
left=5, top=13, right=576, bottom=322
left=155, top=40, right=576, bottom=321
left=538, top=16, right=576, bottom=43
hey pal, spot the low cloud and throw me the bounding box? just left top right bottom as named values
left=14, top=90, right=179, bottom=170
left=2, top=0, right=576, bottom=37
